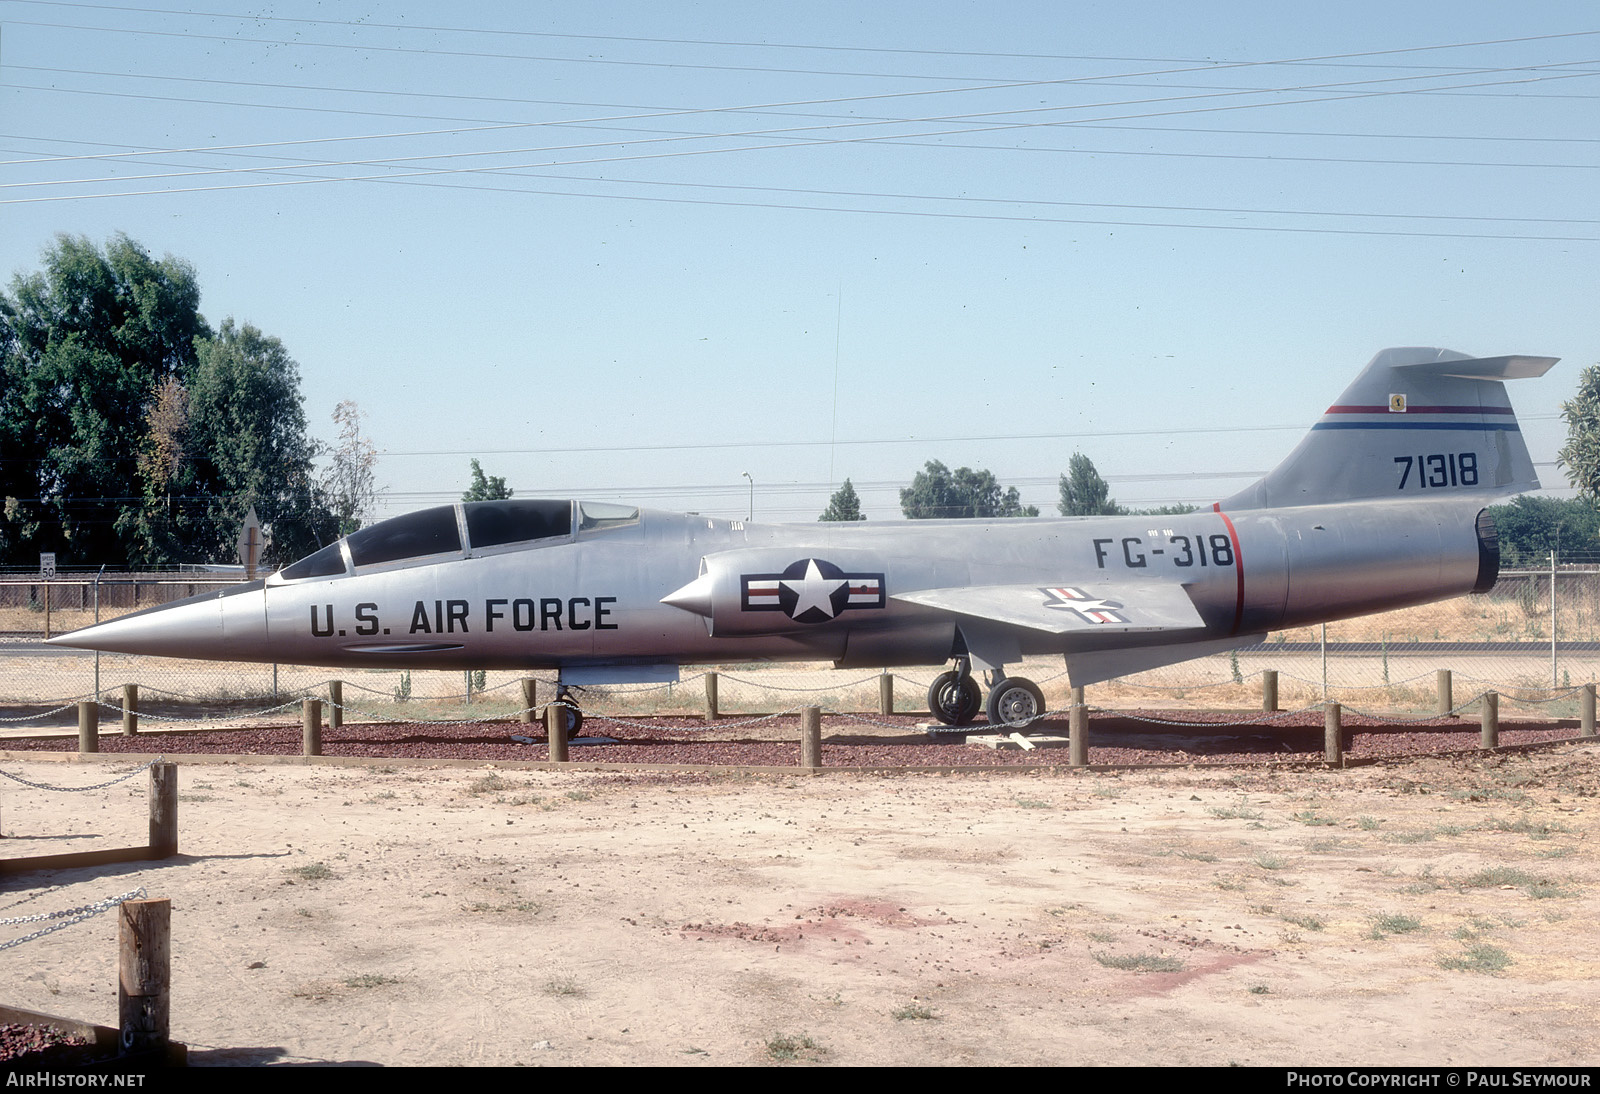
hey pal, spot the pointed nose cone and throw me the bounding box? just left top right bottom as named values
left=660, top=572, right=714, bottom=617
left=47, top=582, right=272, bottom=661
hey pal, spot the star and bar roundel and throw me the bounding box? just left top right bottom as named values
left=1041, top=585, right=1127, bottom=624
left=741, top=558, right=886, bottom=625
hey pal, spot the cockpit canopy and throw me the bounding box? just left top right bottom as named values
left=277, top=499, right=640, bottom=581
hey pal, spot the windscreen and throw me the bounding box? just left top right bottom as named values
left=279, top=542, right=346, bottom=580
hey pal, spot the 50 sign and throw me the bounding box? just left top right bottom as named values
left=1395, top=452, right=1478, bottom=490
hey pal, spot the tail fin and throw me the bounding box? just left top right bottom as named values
left=1219, top=347, right=1557, bottom=510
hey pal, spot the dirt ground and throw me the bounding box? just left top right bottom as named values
left=2, top=745, right=1597, bottom=1067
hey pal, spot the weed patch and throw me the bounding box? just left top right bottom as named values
left=766, top=1033, right=826, bottom=1063
left=1439, top=944, right=1512, bottom=974
left=1092, top=951, right=1185, bottom=973
left=287, top=862, right=333, bottom=882
left=1368, top=913, right=1424, bottom=939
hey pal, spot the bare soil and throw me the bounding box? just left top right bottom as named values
left=1, top=742, right=1595, bottom=1066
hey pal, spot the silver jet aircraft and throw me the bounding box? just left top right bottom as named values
left=51, top=347, right=1555, bottom=731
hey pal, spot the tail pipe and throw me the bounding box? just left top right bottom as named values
left=1473, top=508, right=1500, bottom=594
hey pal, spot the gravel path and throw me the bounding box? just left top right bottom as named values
left=0, top=710, right=1583, bottom=766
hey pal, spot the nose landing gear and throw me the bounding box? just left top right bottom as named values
left=550, top=684, right=584, bottom=737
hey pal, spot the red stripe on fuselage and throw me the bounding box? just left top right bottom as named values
left=1211, top=502, right=1245, bottom=635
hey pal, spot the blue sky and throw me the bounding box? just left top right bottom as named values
left=2, top=1, right=1595, bottom=524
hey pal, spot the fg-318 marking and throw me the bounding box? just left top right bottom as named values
left=1093, top=534, right=1235, bottom=569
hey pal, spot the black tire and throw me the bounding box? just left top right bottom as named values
left=550, top=701, right=583, bottom=738
left=927, top=671, right=982, bottom=726
left=986, top=677, right=1045, bottom=728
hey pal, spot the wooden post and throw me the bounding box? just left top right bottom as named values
left=1262, top=670, right=1278, bottom=713
left=463, top=671, right=473, bottom=704
left=78, top=700, right=98, bottom=754
left=149, top=763, right=177, bottom=858
left=799, top=706, right=821, bottom=770
left=42, top=583, right=49, bottom=641
left=1068, top=686, right=1087, bottom=768
left=122, top=683, right=138, bottom=736
left=704, top=671, right=719, bottom=723
left=1323, top=701, right=1343, bottom=764
left=879, top=673, right=894, bottom=715
left=328, top=681, right=343, bottom=730
left=520, top=678, right=538, bottom=724
left=1436, top=669, right=1453, bottom=717
left=118, top=898, right=171, bottom=1055
left=547, top=702, right=568, bottom=763
left=1583, top=683, right=1596, bottom=739
left=1481, top=691, right=1499, bottom=750
left=302, top=699, right=321, bottom=757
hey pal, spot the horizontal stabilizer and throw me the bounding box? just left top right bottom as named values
left=893, top=581, right=1205, bottom=635
left=1393, top=354, right=1558, bottom=381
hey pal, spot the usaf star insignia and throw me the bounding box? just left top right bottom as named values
left=1041, top=586, right=1127, bottom=624
left=742, top=558, right=886, bottom=624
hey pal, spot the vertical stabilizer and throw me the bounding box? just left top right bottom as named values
left=1219, top=348, right=1556, bottom=510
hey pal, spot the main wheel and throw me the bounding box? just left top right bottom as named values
left=927, top=671, right=982, bottom=726
left=986, top=677, right=1045, bottom=728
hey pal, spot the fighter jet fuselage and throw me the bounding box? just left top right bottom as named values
left=50, top=347, right=1554, bottom=728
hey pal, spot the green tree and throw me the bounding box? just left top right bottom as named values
left=0, top=234, right=335, bottom=566
left=1058, top=453, right=1123, bottom=515
left=1487, top=496, right=1600, bottom=566
left=900, top=461, right=1038, bottom=519
left=1559, top=364, right=1600, bottom=503
left=0, top=234, right=210, bottom=563
left=183, top=319, right=335, bottom=563
left=819, top=478, right=866, bottom=521
left=463, top=459, right=513, bottom=502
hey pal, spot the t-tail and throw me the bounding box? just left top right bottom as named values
left=1219, top=347, right=1557, bottom=511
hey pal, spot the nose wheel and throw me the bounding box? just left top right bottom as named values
left=550, top=686, right=584, bottom=737
left=985, top=677, right=1045, bottom=728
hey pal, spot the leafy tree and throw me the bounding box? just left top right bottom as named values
left=183, top=319, right=335, bottom=563
left=900, top=461, right=1038, bottom=519
left=1487, top=496, right=1600, bottom=566
left=1559, top=364, right=1600, bottom=503
left=463, top=459, right=513, bottom=502
left=0, top=234, right=209, bottom=563
left=324, top=400, right=378, bottom=536
left=1058, top=453, right=1123, bottom=516
left=0, top=234, right=336, bottom=566
left=819, top=478, right=866, bottom=521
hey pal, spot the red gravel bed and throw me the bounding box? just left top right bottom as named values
left=1, top=710, right=1584, bottom=767
left=0, top=1023, right=97, bottom=1067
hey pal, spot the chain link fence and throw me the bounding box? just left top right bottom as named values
left=4, top=570, right=1599, bottom=730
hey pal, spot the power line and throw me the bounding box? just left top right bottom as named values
left=13, top=14, right=1600, bottom=87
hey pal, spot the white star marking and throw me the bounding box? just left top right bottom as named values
left=782, top=559, right=847, bottom=619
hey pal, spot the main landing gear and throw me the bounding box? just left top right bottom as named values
left=927, top=659, right=982, bottom=726
left=926, top=659, right=1047, bottom=729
